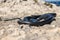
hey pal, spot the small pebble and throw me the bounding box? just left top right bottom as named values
left=0, top=17, right=2, bottom=21
left=23, top=0, right=27, bottom=1
left=52, top=25, right=56, bottom=27
left=21, top=26, right=23, bottom=29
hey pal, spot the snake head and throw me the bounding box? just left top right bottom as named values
left=47, top=13, right=56, bottom=17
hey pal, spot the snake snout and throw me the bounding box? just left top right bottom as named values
left=51, top=13, right=56, bottom=17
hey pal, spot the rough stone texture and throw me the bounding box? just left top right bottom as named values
left=0, top=0, right=60, bottom=40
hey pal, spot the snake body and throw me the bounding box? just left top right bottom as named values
left=18, top=13, right=56, bottom=26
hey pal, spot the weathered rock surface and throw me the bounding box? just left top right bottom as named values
left=0, top=0, right=60, bottom=40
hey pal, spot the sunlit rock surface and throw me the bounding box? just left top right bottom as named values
left=0, top=0, right=60, bottom=40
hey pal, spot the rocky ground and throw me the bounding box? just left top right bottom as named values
left=0, top=0, right=60, bottom=40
